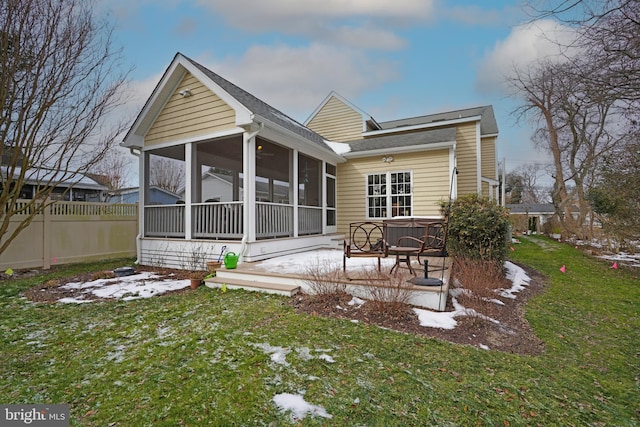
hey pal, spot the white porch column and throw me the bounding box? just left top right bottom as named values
left=292, top=149, right=299, bottom=238
left=140, top=151, right=149, bottom=237
left=321, top=160, right=327, bottom=235
left=185, top=142, right=195, bottom=240
left=243, top=131, right=256, bottom=242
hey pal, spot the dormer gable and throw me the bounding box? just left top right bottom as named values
left=304, top=91, right=380, bottom=142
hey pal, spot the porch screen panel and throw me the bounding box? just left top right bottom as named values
left=298, top=154, right=321, bottom=206
left=326, top=163, right=336, bottom=227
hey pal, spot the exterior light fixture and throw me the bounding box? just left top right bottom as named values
left=178, top=89, right=191, bottom=98
left=382, top=156, right=393, bottom=163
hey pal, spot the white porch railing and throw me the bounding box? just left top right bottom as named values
left=144, top=202, right=324, bottom=240
left=256, top=202, right=293, bottom=239
left=192, top=202, right=243, bottom=239
left=298, top=206, right=323, bottom=235
left=144, top=205, right=185, bottom=237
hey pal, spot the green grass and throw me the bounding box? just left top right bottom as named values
left=0, top=238, right=638, bottom=426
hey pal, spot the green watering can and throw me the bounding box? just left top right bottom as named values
left=224, top=252, right=239, bottom=269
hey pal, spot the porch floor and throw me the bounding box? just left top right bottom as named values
left=204, top=249, right=451, bottom=311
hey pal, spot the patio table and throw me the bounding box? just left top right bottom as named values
left=388, top=246, right=420, bottom=275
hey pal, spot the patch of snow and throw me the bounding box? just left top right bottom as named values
left=348, top=297, right=366, bottom=306
left=324, top=139, right=351, bottom=155
left=256, top=249, right=395, bottom=274
left=598, top=252, right=640, bottom=267
left=57, top=272, right=191, bottom=303
left=106, top=344, right=126, bottom=363
left=296, top=347, right=313, bottom=361
left=479, top=344, right=490, bottom=350
left=500, top=261, right=531, bottom=299
left=413, top=308, right=458, bottom=329
left=273, top=393, right=332, bottom=421
left=58, top=297, right=92, bottom=304
left=251, top=343, right=290, bottom=366
left=318, top=354, right=335, bottom=363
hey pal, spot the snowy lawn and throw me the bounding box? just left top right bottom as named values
left=50, top=250, right=530, bottom=342
left=0, top=238, right=638, bottom=426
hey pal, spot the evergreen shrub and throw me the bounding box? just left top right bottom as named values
left=442, top=194, right=510, bottom=264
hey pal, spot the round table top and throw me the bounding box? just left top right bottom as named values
left=388, top=246, right=420, bottom=254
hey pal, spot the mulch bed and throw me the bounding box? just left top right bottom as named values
left=290, top=262, right=547, bottom=356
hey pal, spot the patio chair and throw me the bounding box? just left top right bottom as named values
left=388, top=221, right=446, bottom=274
left=343, top=221, right=388, bottom=272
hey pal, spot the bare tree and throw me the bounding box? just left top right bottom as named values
left=506, top=164, right=550, bottom=204
left=509, top=58, right=628, bottom=238
left=149, top=157, right=185, bottom=195
left=515, top=0, right=639, bottom=238
left=0, top=0, right=129, bottom=256
left=92, top=149, right=135, bottom=193
left=527, top=0, right=640, bottom=118
left=588, top=136, right=640, bottom=246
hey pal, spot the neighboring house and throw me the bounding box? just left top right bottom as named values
left=122, top=53, right=500, bottom=266
left=177, top=170, right=294, bottom=203
left=1, top=165, right=107, bottom=202
left=107, top=186, right=180, bottom=205
left=507, top=203, right=557, bottom=234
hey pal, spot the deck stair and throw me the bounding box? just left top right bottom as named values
left=204, top=266, right=304, bottom=297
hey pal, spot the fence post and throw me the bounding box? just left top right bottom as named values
left=43, top=200, right=51, bottom=269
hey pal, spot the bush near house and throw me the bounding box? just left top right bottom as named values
left=443, top=194, right=511, bottom=264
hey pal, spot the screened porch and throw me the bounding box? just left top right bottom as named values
left=141, top=135, right=336, bottom=241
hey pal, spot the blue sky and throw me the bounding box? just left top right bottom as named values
left=100, top=0, right=571, bottom=175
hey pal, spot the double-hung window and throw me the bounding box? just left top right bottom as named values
left=367, top=171, right=412, bottom=218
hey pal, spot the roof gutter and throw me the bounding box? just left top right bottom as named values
left=342, top=140, right=455, bottom=159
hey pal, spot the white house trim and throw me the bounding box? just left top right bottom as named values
left=122, top=54, right=253, bottom=149
left=476, top=122, right=482, bottom=194
left=342, top=140, right=456, bottom=159
left=140, top=128, right=244, bottom=152
left=363, top=115, right=482, bottom=138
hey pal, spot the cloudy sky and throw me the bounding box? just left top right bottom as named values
left=100, top=0, right=573, bottom=177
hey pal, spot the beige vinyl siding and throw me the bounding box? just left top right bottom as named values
left=307, top=96, right=363, bottom=142
left=481, top=180, right=490, bottom=198
left=481, top=136, right=497, bottom=180
left=145, top=73, right=236, bottom=146
left=336, top=150, right=450, bottom=235
left=454, top=122, right=479, bottom=196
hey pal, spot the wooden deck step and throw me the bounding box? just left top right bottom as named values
left=204, top=277, right=300, bottom=297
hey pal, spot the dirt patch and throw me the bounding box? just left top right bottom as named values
left=291, top=262, right=547, bottom=356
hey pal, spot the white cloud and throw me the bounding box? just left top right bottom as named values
left=198, top=0, right=434, bottom=23
left=476, top=19, right=578, bottom=94
left=441, top=4, right=522, bottom=27
left=199, top=43, right=398, bottom=120
left=195, top=0, right=435, bottom=50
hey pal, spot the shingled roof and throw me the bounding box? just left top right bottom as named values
left=182, top=55, right=329, bottom=149
left=346, top=127, right=456, bottom=154
left=378, top=105, right=498, bottom=136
